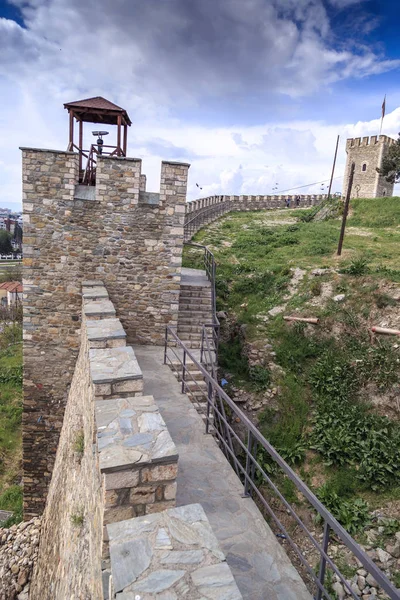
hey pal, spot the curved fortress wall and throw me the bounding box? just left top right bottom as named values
left=22, top=148, right=188, bottom=517
left=343, top=135, right=395, bottom=199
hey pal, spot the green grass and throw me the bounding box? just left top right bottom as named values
left=351, top=197, right=400, bottom=227
left=0, top=340, right=23, bottom=526
left=184, top=198, right=400, bottom=532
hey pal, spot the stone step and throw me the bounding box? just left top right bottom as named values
left=180, top=284, right=211, bottom=291
left=176, top=370, right=205, bottom=382
left=179, top=290, right=212, bottom=298
left=177, top=317, right=209, bottom=326
left=177, top=325, right=205, bottom=334
left=179, top=302, right=212, bottom=311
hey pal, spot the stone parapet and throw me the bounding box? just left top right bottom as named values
left=106, top=504, right=242, bottom=599
left=31, top=283, right=179, bottom=599
left=184, top=193, right=327, bottom=240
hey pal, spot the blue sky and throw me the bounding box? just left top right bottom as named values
left=1, top=0, right=400, bottom=209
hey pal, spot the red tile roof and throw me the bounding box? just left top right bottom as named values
left=0, top=281, right=23, bottom=293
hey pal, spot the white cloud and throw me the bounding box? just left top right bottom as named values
left=0, top=0, right=399, bottom=208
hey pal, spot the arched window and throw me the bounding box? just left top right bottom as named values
left=382, top=189, right=387, bottom=197
left=362, top=163, right=367, bottom=172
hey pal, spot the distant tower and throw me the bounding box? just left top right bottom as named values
left=343, top=135, right=396, bottom=199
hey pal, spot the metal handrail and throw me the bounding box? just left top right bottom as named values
left=184, top=200, right=231, bottom=242
left=164, top=326, right=399, bottom=600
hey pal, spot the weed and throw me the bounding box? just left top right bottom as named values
left=0, top=485, right=23, bottom=526
left=310, top=281, right=322, bottom=296
left=74, top=430, right=85, bottom=458
left=340, top=257, right=369, bottom=276
left=374, top=293, right=397, bottom=309
left=315, top=484, right=370, bottom=535
left=248, top=365, right=271, bottom=391
left=71, top=511, right=84, bottom=527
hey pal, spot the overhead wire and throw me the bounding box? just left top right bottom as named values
left=273, top=175, right=343, bottom=195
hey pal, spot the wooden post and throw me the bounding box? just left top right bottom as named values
left=123, top=124, right=127, bottom=156
left=78, top=119, right=83, bottom=173
left=337, top=162, right=355, bottom=256
left=68, top=111, right=74, bottom=151
left=117, top=115, right=121, bottom=156
left=327, top=135, right=339, bottom=201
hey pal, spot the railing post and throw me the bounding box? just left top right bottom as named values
left=164, top=327, right=168, bottom=364
left=316, top=521, right=330, bottom=600
left=181, top=349, right=187, bottom=394
left=200, top=326, right=205, bottom=364
left=206, top=380, right=212, bottom=434
left=244, top=431, right=253, bottom=497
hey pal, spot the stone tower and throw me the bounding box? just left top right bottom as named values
left=343, top=135, right=395, bottom=199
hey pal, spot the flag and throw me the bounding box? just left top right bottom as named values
left=381, top=95, right=386, bottom=119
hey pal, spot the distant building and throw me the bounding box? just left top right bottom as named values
left=0, top=281, right=23, bottom=307
left=343, top=135, right=395, bottom=199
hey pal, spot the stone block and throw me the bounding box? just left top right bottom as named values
left=141, top=463, right=178, bottom=483
left=104, top=505, right=135, bottom=525
left=104, top=470, right=140, bottom=491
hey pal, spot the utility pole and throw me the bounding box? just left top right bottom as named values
left=337, top=162, right=355, bottom=256
left=327, top=135, right=340, bottom=202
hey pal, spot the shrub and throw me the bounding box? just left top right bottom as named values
left=249, top=365, right=271, bottom=391
left=315, top=484, right=370, bottom=535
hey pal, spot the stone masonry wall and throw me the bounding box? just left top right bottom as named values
left=30, top=285, right=178, bottom=599
left=22, top=148, right=188, bottom=517
left=343, top=135, right=395, bottom=199
left=30, top=323, right=103, bottom=600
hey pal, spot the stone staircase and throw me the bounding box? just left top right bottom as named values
left=174, top=268, right=215, bottom=407
left=177, top=268, right=213, bottom=349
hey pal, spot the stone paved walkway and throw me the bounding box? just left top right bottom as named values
left=134, top=346, right=312, bottom=600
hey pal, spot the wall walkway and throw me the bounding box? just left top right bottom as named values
left=134, top=345, right=312, bottom=600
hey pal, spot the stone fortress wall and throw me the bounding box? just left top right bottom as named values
left=186, top=192, right=328, bottom=215
left=30, top=284, right=180, bottom=599
left=343, top=135, right=395, bottom=199
left=22, top=148, right=189, bottom=517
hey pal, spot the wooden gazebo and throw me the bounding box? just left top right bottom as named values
left=64, top=96, right=131, bottom=184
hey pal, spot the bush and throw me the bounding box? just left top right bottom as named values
left=249, top=365, right=271, bottom=391
left=315, top=484, right=370, bottom=535
left=0, top=485, right=23, bottom=526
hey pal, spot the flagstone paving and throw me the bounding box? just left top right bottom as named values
left=134, top=345, right=312, bottom=600
left=107, top=503, right=243, bottom=599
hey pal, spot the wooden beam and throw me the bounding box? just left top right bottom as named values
left=68, top=110, right=74, bottom=150
left=79, top=119, right=83, bottom=173
left=123, top=124, right=127, bottom=156
left=117, top=114, right=122, bottom=156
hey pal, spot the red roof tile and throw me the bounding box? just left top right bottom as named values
left=0, top=281, right=23, bottom=293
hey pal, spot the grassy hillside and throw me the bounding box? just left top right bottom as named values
left=184, top=197, right=400, bottom=536
left=0, top=329, right=23, bottom=526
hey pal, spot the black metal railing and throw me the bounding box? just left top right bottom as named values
left=164, top=326, right=399, bottom=600
left=184, top=200, right=231, bottom=242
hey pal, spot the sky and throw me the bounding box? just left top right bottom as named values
left=1, top=0, right=400, bottom=211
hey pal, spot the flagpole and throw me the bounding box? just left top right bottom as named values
left=380, top=94, right=386, bottom=136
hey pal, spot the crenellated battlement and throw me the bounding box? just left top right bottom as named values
left=346, top=135, right=395, bottom=149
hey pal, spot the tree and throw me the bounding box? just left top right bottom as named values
left=377, top=135, right=400, bottom=183
left=0, top=230, right=12, bottom=254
